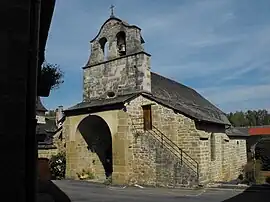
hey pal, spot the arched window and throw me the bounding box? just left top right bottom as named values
left=116, top=31, right=126, bottom=56
left=99, top=37, right=109, bottom=61
left=210, top=133, right=216, bottom=161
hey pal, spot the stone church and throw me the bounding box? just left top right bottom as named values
left=62, top=12, right=248, bottom=187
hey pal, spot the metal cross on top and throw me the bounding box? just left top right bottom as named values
left=110, top=4, right=115, bottom=17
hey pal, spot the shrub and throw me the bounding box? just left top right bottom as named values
left=49, top=152, right=66, bottom=180
left=76, top=169, right=95, bottom=180
left=241, top=159, right=265, bottom=184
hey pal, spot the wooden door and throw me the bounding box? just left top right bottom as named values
left=142, top=105, right=152, bottom=130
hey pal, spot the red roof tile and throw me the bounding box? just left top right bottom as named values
left=249, top=127, right=270, bottom=136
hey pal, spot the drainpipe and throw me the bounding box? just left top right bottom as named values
left=26, top=0, right=41, bottom=201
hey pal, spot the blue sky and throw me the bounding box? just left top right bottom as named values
left=42, top=0, right=270, bottom=113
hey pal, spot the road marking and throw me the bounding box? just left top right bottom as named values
left=107, top=186, right=127, bottom=190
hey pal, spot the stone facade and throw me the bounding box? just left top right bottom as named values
left=37, top=130, right=66, bottom=160
left=83, top=18, right=151, bottom=101
left=126, top=96, right=247, bottom=185
left=63, top=15, right=248, bottom=187
left=64, top=95, right=247, bottom=186
left=38, top=148, right=58, bottom=159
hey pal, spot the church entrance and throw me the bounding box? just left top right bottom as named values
left=77, top=115, right=113, bottom=179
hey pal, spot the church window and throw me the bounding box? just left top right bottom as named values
left=142, top=105, right=152, bottom=130
left=116, top=31, right=126, bottom=56
left=99, top=37, right=109, bottom=61
left=210, top=133, right=216, bottom=161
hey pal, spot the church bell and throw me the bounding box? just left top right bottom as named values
left=117, top=37, right=126, bottom=55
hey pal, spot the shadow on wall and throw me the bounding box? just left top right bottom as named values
left=195, top=121, right=226, bottom=133
left=77, top=115, right=113, bottom=178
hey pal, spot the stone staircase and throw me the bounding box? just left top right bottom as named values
left=130, top=116, right=199, bottom=186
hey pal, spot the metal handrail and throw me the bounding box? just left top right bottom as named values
left=152, top=125, right=199, bottom=168
left=151, top=126, right=199, bottom=181
left=130, top=116, right=199, bottom=181
left=146, top=129, right=198, bottom=173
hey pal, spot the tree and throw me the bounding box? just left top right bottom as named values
left=227, top=109, right=270, bottom=127
left=46, top=110, right=56, bottom=118
left=40, top=62, right=64, bottom=91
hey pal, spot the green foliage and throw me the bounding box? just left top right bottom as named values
left=76, top=169, right=95, bottom=180
left=49, top=152, right=66, bottom=180
left=241, top=160, right=263, bottom=184
left=227, top=109, right=270, bottom=127
left=45, top=110, right=56, bottom=118
left=41, top=62, right=64, bottom=90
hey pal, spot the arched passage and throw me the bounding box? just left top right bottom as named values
left=77, top=115, right=113, bottom=178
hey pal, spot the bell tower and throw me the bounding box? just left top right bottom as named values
left=83, top=7, right=151, bottom=101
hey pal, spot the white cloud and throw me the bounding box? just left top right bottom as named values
left=44, top=0, right=270, bottom=112
left=198, top=84, right=270, bottom=104
left=131, top=0, right=270, bottom=81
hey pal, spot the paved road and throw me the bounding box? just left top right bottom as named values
left=53, top=180, right=269, bottom=202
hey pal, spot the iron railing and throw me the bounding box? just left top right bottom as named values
left=130, top=116, right=199, bottom=182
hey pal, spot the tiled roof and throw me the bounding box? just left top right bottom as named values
left=150, top=72, right=230, bottom=125
left=249, top=127, right=270, bottom=136
left=66, top=72, right=230, bottom=125
left=226, top=127, right=249, bottom=137
left=65, top=94, right=137, bottom=112
left=36, top=118, right=57, bottom=135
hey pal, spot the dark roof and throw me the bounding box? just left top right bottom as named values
left=150, top=72, right=230, bottom=125
left=231, top=126, right=270, bottom=136
left=226, top=127, right=249, bottom=137
left=36, top=97, right=47, bottom=112
left=36, top=118, right=57, bottom=135
left=66, top=73, right=230, bottom=125
left=65, top=94, right=137, bottom=112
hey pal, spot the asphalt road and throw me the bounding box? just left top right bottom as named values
left=52, top=180, right=269, bottom=202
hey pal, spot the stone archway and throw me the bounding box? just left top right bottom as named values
left=77, top=115, right=113, bottom=179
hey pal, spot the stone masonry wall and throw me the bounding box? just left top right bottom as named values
left=229, top=138, right=247, bottom=180
left=38, top=148, right=58, bottom=159
left=88, top=18, right=144, bottom=65
left=64, top=115, right=108, bottom=181
left=83, top=52, right=151, bottom=101
left=125, top=95, right=247, bottom=185
left=126, top=96, right=200, bottom=186
left=198, top=131, right=247, bottom=183
left=63, top=97, right=247, bottom=186
left=37, top=130, right=66, bottom=160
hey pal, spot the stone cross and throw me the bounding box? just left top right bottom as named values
left=110, top=5, right=115, bottom=17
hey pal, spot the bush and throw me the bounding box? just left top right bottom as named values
left=76, top=169, right=95, bottom=180
left=49, top=152, right=66, bottom=180
left=241, top=159, right=263, bottom=184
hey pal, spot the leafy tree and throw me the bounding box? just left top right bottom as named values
left=227, top=109, right=270, bottom=127
left=40, top=62, right=64, bottom=91
left=46, top=110, right=56, bottom=118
